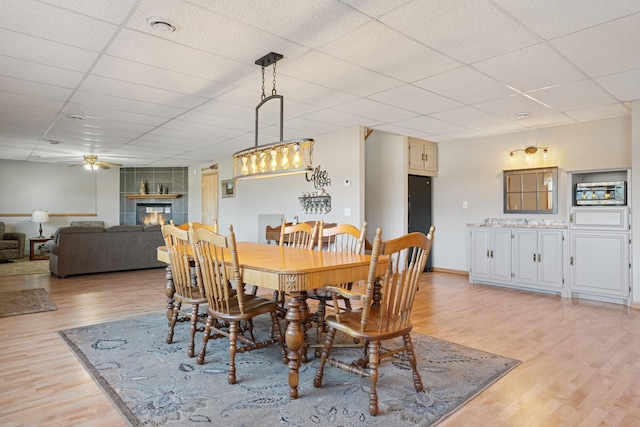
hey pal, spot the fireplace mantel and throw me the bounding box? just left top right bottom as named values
left=126, top=194, right=181, bottom=199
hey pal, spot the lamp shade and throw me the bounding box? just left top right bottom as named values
left=31, top=210, right=49, bottom=223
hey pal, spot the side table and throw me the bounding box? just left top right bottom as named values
left=30, top=237, right=51, bottom=261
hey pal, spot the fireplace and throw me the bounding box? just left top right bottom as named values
left=137, top=203, right=172, bottom=226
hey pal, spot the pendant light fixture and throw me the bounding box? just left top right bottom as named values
left=233, top=52, right=314, bottom=180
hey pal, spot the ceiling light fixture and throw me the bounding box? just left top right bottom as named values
left=67, top=114, right=85, bottom=121
left=147, top=16, right=177, bottom=33
left=83, top=155, right=99, bottom=172
left=515, top=112, right=530, bottom=120
left=232, top=52, right=314, bottom=180
left=509, top=146, right=549, bottom=162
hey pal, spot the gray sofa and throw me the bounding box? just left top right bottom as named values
left=47, top=225, right=165, bottom=277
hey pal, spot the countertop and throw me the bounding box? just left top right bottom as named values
left=467, top=218, right=567, bottom=229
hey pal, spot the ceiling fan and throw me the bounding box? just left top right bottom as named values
left=79, top=155, right=123, bottom=172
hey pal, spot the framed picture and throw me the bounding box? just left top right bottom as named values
left=221, top=179, right=236, bottom=198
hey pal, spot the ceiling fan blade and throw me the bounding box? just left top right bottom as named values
left=97, top=163, right=110, bottom=170
left=100, top=161, right=123, bottom=167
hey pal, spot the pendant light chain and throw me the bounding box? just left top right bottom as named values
left=272, top=62, right=277, bottom=96
left=261, top=66, right=266, bottom=101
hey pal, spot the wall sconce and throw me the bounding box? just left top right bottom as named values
left=509, top=146, right=548, bottom=162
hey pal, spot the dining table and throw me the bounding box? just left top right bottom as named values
left=157, top=241, right=386, bottom=399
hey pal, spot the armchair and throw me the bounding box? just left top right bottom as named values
left=0, top=222, right=26, bottom=261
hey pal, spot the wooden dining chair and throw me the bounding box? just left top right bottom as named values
left=313, top=226, right=435, bottom=416
left=270, top=219, right=319, bottom=317
left=172, top=219, right=217, bottom=232
left=307, top=221, right=367, bottom=355
left=190, top=224, right=288, bottom=384
left=161, top=223, right=208, bottom=358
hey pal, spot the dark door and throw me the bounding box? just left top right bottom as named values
left=408, top=175, right=433, bottom=271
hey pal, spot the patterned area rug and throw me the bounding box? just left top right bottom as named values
left=58, top=313, right=520, bottom=427
left=0, top=288, right=57, bottom=317
left=0, top=258, right=49, bottom=276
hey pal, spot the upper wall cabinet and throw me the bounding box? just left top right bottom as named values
left=504, top=167, right=558, bottom=214
left=408, top=137, right=438, bottom=176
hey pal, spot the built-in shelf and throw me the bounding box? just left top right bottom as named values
left=126, top=194, right=181, bottom=199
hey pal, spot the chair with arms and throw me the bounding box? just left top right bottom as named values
left=313, top=226, right=435, bottom=416
left=308, top=221, right=367, bottom=355
left=161, top=223, right=208, bottom=358
left=190, top=224, right=288, bottom=384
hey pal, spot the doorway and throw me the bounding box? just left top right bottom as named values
left=201, top=172, right=219, bottom=226
left=408, top=174, right=433, bottom=272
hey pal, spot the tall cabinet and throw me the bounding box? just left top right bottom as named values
left=567, top=169, right=632, bottom=305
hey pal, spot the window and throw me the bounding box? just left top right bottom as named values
left=504, top=167, right=558, bottom=214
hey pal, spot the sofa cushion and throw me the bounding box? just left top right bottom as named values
left=107, top=225, right=144, bottom=232
left=57, top=226, right=106, bottom=235
left=0, top=240, right=18, bottom=250
left=70, top=221, right=105, bottom=227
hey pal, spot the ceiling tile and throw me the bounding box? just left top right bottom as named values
left=380, top=0, right=539, bottom=63
left=474, top=93, right=556, bottom=120
left=0, top=0, right=119, bottom=50
left=79, top=75, right=208, bottom=109
left=106, top=29, right=255, bottom=84
left=320, top=21, right=461, bottom=82
left=0, top=29, right=99, bottom=72
left=528, top=80, right=619, bottom=112
left=565, top=104, right=630, bottom=121
left=474, top=43, right=585, bottom=92
left=368, top=84, right=463, bottom=114
left=494, top=0, right=640, bottom=39
left=332, top=98, right=417, bottom=122
left=551, top=13, right=640, bottom=77
left=596, top=69, right=640, bottom=102
left=190, top=0, right=370, bottom=48
left=431, top=106, right=509, bottom=128
left=69, top=90, right=187, bottom=118
left=280, top=51, right=403, bottom=97
left=415, top=66, right=516, bottom=104
left=0, top=56, right=84, bottom=88
left=394, top=115, right=465, bottom=135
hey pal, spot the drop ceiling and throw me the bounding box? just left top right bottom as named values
left=0, top=0, right=639, bottom=167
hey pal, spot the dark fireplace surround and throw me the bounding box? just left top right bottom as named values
left=119, top=167, right=188, bottom=226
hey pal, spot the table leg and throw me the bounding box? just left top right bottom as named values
left=284, top=291, right=305, bottom=399
left=164, top=265, right=175, bottom=322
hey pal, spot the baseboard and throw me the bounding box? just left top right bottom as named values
left=431, top=267, right=468, bottom=276
left=631, top=301, right=640, bottom=310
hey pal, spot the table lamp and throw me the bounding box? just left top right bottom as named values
left=31, top=209, right=49, bottom=238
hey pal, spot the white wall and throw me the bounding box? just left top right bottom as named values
left=631, top=101, right=640, bottom=308
left=0, top=160, right=119, bottom=241
left=189, top=126, right=365, bottom=243
left=364, top=130, right=408, bottom=242
left=435, top=115, right=632, bottom=274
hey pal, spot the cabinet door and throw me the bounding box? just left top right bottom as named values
left=408, top=140, right=426, bottom=173
left=537, top=230, right=563, bottom=290
left=513, top=229, right=537, bottom=285
left=424, top=144, right=438, bottom=174
left=570, top=231, right=630, bottom=297
left=490, top=228, right=512, bottom=282
left=470, top=228, right=491, bottom=280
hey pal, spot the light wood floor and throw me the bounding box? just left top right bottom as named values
left=1, top=268, right=639, bottom=426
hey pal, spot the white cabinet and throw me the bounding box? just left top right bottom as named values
left=569, top=231, right=630, bottom=299
left=408, top=137, right=437, bottom=176
left=470, top=227, right=511, bottom=283
left=568, top=206, right=631, bottom=303
left=469, top=226, right=565, bottom=295
left=513, top=229, right=563, bottom=291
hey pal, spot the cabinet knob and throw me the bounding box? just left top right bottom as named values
left=490, top=249, right=494, bottom=258
left=538, top=253, right=541, bottom=263
left=570, top=256, right=574, bottom=266
left=532, top=253, right=537, bottom=262
left=486, top=249, right=490, bottom=258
